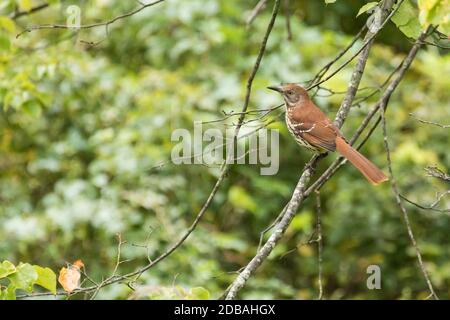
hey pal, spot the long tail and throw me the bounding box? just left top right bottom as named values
left=335, top=136, right=388, bottom=185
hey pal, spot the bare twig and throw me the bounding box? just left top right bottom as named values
left=90, top=233, right=128, bottom=300
left=246, top=0, right=269, bottom=26
left=425, top=165, right=450, bottom=182
left=306, top=26, right=435, bottom=195
left=284, top=0, right=292, bottom=41
left=201, top=104, right=284, bottom=125
left=224, top=2, right=427, bottom=299
left=380, top=92, right=439, bottom=300
left=10, top=3, right=50, bottom=20
left=308, top=25, right=367, bottom=87
left=307, top=0, right=406, bottom=92
left=315, top=191, right=323, bottom=300
left=400, top=192, right=450, bottom=213
left=410, top=114, right=450, bottom=129
left=225, top=154, right=323, bottom=300
left=416, top=40, right=450, bottom=49
left=16, top=0, right=166, bottom=38
left=17, top=0, right=282, bottom=299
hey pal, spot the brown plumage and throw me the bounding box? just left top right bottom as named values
left=268, top=83, right=388, bottom=185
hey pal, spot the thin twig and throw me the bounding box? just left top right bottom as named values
left=10, top=3, right=50, bottom=20
left=17, top=0, right=282, bottom=299
left=315, top=191, right=323, bottom=300
left=425, top=165, right=450, bottom=182
left=380, top=93, right=439, bottom=300
left=410, top=114, right=450, bottom=129
left=16, top=0, right=166, bottom=38
left=307, top=0, right=406, bottom=92
left=308, top=26, right=366, bottom=87
left=224, top=1, right=422, bottom=299
left=284, top=0, right=292, bottom=41
left=400, top=193, right=450, bottom=213
left=306, top=26, right=435, bottom=195
left=246, top=0, right=268, bottom=26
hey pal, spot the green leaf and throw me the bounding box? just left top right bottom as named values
left=357, top=2, right=379, bottom=17
left=34, top=266, right=57, bottom=294
left=22, top=100, right=42, bottom=117
left=0, top=32, right=11, bottom=51
left=0, top=285, right=16, bottom=300
left=9, top=263, right=38, bottom=293
left=418, top=0, right=450, bottom=35
left=228, top=186, right=257, bottom=213
left=0, top=17, right=16, bottom=33
left=325, top=0, right=337, bottom=3
left=392, top=1, right=423, bottom=38
left=189, top=287, right=210, bottom=300
left=18, top=0, right=33, bottom=12
left=0, top=260, right=16, bottom=278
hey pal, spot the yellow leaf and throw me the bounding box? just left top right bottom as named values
left=0, top=17, right=16, bottom=34
left=18, top=0, right=33, bottom=12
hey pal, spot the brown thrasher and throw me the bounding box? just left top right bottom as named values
left=268, top=83, right=388, bottom=185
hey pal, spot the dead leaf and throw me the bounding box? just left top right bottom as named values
left=58, top=260, right=84, bottom=293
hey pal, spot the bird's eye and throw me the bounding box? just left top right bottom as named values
left=287, top=90, right=293, bottom=95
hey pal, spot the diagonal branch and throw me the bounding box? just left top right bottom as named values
left=380, top=77, right=439, bottom=299
left=246, top=0, right=269, bottom=26
left=224, top=0, right=430, bottom=299
left=307, top=0, right=405, bottom=92
left=17, top=0, right=282, bottom=300
left=10, top=3, right=50, bottom=20
left=16, top=0, right=166, bottom=38
left=425, top=165, right=450, bottom=182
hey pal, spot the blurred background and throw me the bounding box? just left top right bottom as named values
left=0, top=0, right=449, bottom=299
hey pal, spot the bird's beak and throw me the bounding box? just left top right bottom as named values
left=267, top=85, right=283, bottom=93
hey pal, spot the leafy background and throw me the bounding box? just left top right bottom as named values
left=0, top=0, right=449, bottom=299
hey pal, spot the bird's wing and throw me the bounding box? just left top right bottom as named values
left=292, top=121, right=337, bottom=151
left=289, top=100, right=341, bottom=152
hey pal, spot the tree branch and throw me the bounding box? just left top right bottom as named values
left=380, top=72, right=439, bottom=299
left=17, top=0, right=282, bottom=300
left=10, top=3, right=50, bottom=20
left=224, top=2, right=434, bottom=300
left=425, top=165, right=450, bottom=182
left=16, top=0, right=166, bottom=38
left=307, top=0, right=405, bottom=92
left=246, top=0, right=269, bottom=26
left=409, top=114, right=450, bottom=129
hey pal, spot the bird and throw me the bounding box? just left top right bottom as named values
left=268, top=83, right=388, bottom=185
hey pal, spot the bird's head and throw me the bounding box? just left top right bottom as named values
left=267, top=83, right=309, bottom=107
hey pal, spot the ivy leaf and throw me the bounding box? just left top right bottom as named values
left=9, top=263, right=38, bottom=293
left=357, top=2, right=379, bottom=17
left=391, top=1, right=423, bottom=38
left=0, top=260, right=16, bottom=278
left=34, top=266, right=57, bottom=294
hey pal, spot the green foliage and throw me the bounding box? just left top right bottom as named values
left=357, top=2, right=379, bottom=17
left=418, top=0, right=450, bottom=34
left=0, top=261, right=56, bottom=299
left=392, top=0, right=423, bottom=38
